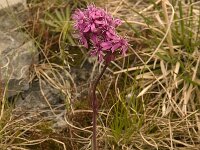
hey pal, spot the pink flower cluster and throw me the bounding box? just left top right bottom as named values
left=72, top=5, right=128, bottom=61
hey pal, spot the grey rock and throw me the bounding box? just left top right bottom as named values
left=0, top=2, right=28, bottom=32
left=0, top=30, right=38, bottom=97
left=0, top=0, right=26, bottom=9
left=15, top=79, right=66, bottom=110
left=0, top=2, right=37, bottom=97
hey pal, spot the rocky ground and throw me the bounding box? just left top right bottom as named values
left=0, top=2, right=92, bottom=134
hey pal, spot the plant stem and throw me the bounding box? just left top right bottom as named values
left=162, top=0, right=174, bottom=56
left=91, top=63, right=108, bottom=150
left=0, top=65, right=2, bottom=107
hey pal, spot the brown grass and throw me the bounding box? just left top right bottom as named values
left=0, top=0, right=200, bottom=149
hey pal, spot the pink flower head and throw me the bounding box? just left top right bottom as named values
left=72, top=5, right=128, bottom=62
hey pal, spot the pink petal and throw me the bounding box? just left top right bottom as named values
left=91, top=34, right=98, bottom=44
left=111, top=43, right=121, bottom=52
left=80, top=36, right=88, bottom=48
left=79, top=20, right=84, bottom=24
left=94, top=20, right=104, bottom=25
left=84, top=25, right=90, bottom=32
left=91, top=12, right=96, bottom=19
left=91, top=23, right=96, bottom=32
left=122, top=46, right=128, bottom=55
left=106, top=31, right=115, bottom=39
left=78, top=10, right=85, bottom=19
left=106, top=30, right=119, bottom=40
left=101, top=42, right=112, bottom=50
left=114, top=19, right=122, bottom=27
left=72, top=14, right=78, bottom=20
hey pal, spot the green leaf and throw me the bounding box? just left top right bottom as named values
left=181, top=76, right=200, bottom=86
left=156, top=52, right=173, bottom=63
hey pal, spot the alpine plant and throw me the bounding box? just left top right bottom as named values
left=72, top=5, right=128, bottom=150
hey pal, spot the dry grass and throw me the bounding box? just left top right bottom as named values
left=0, top=0, right=200, bottom=149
